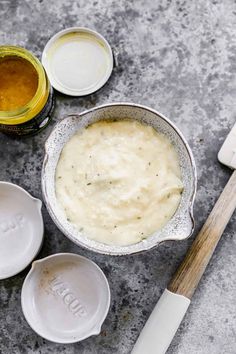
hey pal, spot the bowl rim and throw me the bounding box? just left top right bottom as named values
left=42, top=102, right=197, bottom=255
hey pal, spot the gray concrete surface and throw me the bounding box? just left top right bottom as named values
left=0, top=0, right=236, bottom=353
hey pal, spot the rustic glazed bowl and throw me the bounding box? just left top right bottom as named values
left=42, top=103, right=197, bottom=255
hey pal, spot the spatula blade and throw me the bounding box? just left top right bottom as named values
left=218, top=122, right=236, bottom=169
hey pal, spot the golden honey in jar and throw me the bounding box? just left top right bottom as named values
left=0, top=46, right=54, bottom=136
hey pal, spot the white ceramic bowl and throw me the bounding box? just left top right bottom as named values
left=21, top=253, right=110, bottom=343
left=0, top=182, right=43, bottom=279
left=42, top=103, right=197, bottom=255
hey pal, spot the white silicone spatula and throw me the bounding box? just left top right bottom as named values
left=132, top=123, right=236, bottom=354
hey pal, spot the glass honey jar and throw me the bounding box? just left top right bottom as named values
left=0, top=46, right=54, bottom=136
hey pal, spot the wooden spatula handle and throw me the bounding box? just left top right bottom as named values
left=168, top=169, right=236, bottom=299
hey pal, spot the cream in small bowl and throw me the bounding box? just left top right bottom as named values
left=42, top=103, right=196, bottom=255
left=55, top=120, right=183, bottom=246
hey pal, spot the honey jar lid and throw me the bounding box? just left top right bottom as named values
left=0, top=182, right=44, bottom=279
left=42, top=27, right=114, bottom=96
left=21, top=253, right=110, bottom=343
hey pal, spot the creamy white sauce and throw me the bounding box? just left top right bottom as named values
left=55, top=120, right=183, bottom=246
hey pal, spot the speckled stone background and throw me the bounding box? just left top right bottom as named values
left=1, top=0, right=236, bottom=353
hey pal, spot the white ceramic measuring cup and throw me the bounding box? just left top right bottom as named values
left=0, top=182, right=43, bottom=279
left=21, top=253, right=110, bottom=343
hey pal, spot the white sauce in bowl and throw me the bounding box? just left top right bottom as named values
left=55, top=120, right=183, bottom=246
